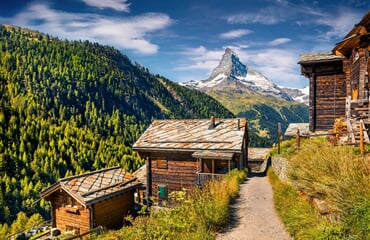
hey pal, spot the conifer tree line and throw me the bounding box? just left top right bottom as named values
left=0, top=24, right=234, bottom=233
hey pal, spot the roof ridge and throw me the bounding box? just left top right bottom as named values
left=81, top=176, right=137, bottom=197
left=153, top=118, right=244, bottom=121
left=60, top=166, right=121, bottom=182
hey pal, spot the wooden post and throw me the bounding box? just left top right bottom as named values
left=146, top=156, right=152, bottom=206
left=277, top=122, right=281, bottom=154
left=228, top=160, right=231, bottom=174
left=296, top=128, right=300, bottom=150
left=311, top=72, right=317, bottom=132
left=360, top=120, right=364, bottom=157
left=212, top=159, right=215, bottom=180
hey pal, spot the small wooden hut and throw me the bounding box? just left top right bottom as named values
left=40, top=166, right=141, bottom=235
left=132, top=117, right=248, bottom=203
left=299, top=11, right=370, bottom=142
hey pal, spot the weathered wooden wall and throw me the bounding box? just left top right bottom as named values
left=50, top=191, right=91, bottom=234
left=146, top=152, right=198, bottom=200
left=349, top=48, right=369, bottom=100
left=93, top=190, right=135, bottom=229
left=308, top=61, right=347, bottom=131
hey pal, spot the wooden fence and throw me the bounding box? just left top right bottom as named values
left=278, top=121, right=368, bottom=156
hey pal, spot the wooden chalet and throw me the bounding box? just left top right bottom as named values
left=132, top=117, right=248, bottom=202
left=299, top=11, right=370, bottom=142
left=40, top=166, right=141, bottom=235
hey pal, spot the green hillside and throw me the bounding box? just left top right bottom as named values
left=207, top=89, right=309, bottom=145
left=0, top=24, right=234, bottom=228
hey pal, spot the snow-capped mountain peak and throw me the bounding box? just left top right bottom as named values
left=281, top=86, right=309, bottom=105
left=181, top=48, right=293, bottom=101
left=209, top=47, right=247, bottom=79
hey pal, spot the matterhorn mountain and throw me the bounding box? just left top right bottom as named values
left=181, top=48, right=293, bottom=101
left=180, top=48, right=308, bottom=145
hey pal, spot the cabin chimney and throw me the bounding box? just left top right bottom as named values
left=209, top=116, right=215, bottom=129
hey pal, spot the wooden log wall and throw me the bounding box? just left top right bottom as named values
left=309, top=63, right=347, bottom=131
left=50, top=190, right=91, bottom=234
left=148, top=153, right=198, bottom=200
left=349, top=48, right=369, bottom=100
left=93, top=190, right=135, bottom=230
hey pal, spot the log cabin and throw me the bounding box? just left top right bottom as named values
left=299, top=11, right=370, bottom=142
left=132, top=117, right=248, bottom=203
left=39, top=166, right=141, bottom=235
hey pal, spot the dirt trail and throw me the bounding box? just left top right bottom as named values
left=216, top=172, right=291, bottom=240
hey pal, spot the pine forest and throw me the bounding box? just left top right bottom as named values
left=0, top=24, right=235, bottom=231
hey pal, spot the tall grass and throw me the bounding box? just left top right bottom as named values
left=268, top=168, right=344, bottom=240
left=271, top=138, right=370, bottom=239
left=98, top=169, right=247, bottom=240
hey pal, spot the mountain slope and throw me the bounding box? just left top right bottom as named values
left=182, top=48, right=308, bottom=144
left=0, top=24, right=234, bottom=226
left=207, top=90, right=308, bottom=142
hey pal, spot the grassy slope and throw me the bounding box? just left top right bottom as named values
left=269, top=138, right=370, bottom=240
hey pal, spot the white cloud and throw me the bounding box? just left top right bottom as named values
left=219, top=29, right=253, bottom=39
left=314, top=10, right=362, bottom=40
left=227, top=11, right=281, bottom=25
left=226, top=4, right=294, bottom=25
left=176, top=46, right=224, bottom=71
left=82, top=0, right=131, bottom=12
left=267, top=38, right=291, bottom=46
left=6, top=3, right=172, bottom=54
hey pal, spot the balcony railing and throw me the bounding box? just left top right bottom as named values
left=196, top=172, right=225, bottom=186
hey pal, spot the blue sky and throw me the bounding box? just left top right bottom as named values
left=1, top=0, right=369, bottom=88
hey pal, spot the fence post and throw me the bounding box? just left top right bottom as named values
left=360, top=120, right=364, bottom=156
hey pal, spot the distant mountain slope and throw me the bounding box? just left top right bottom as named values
left=207, top=90, right=308, bottom=143
left=181, top=48, right=308, bottom=144
left=0, top=24, right=234, bottom=226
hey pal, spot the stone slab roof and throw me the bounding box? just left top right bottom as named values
left=248, top=148, right=271, bottom=161
left=298, top=52, right=342, bottom=64
left=284, top=123, right=310, bottom=137
left=132, top=118, right=247, bottom=153
left=40, top=166, right=141, bottom=207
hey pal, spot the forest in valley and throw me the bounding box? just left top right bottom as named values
left=0, top=24, right=237, bottom=235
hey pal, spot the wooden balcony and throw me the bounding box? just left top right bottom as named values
left=196, top=172, right=225, bottom=186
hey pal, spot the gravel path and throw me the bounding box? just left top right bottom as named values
left=216, top=172, right=291, bottom=240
